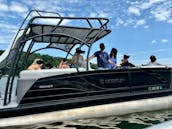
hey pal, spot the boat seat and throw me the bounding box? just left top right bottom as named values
left=20, top=68, right=87, bottom=79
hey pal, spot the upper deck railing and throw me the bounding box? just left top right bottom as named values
left=1, top=10, right=111, bottom=105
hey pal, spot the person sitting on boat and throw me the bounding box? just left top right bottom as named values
left=44, top=63, right=53, bottom=69
left=146, top=55, right=162, bottom=66
left=59, top=58, right=69, bottom=69
left=144, top=55, right=168, bottom=68
left=27, top=58, right=44, bottom=70
left=88, top=43, right=116, bottom=69
left=120, top=54, right=135, bottom=67
left=107, top=48, right=118, bottom=69
left=70, top=48, right=85, bottom=68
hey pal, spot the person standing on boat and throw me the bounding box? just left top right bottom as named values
left=89, top=43, right=116, bottom=69
left=27, top=59, right=44, bottom=70
left=107, top=48, right=118, bottom=69
left=70, top=48, right=85, bottom=68
left=120, top=54, right=135, bottom=67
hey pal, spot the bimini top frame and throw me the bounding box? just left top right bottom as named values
left=0, top=10, right=111, bottom=105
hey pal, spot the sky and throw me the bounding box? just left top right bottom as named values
left=0, top=0, right=172, bottom=66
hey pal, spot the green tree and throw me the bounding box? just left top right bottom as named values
left=0, top=50, right=97, bottom=75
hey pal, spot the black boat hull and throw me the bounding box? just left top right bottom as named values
left=0, top=67, right=172, bottom=119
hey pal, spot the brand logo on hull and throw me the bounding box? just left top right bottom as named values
left=100, top=78, right=125, bottom=84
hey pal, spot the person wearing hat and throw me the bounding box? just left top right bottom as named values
left=70, top=48, right=85, bottom=68
left=120, top=54, right=135, bottom=67
left=89, top=43, right=116, bottom=69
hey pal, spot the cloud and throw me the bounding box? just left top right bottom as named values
left=128, top=7, right=141, bottom=16
left=0, top=3, right=8, bottom=12
left=136, top=19, right=146, bottom=26
left=125, top=0, right=172, bottom=27
left=151, top=40, right=157, bottom=44
left=23, top=1, right=62, bottom=13
left=151, top=8, right=171, bottom=21
left=4, top=0, right=171, bottom=30
left=153, top=48, right=167, bottom=52
left=1, top=1, right=28, bottom=13
left=0, top=35, right=12, bottom=45
left=140, top=0, right=166, bottom=10
left=98, top=11, right=109, bottom=18
left=68, top=13, right=75, bottom=17
left=167, top=19, right=172, bottom=23
left=9, top=2, right=28, bottom=13
left=0, top=1, right=29, bottom=19
left=89, top=12, right=97, bottom=17
left=124, top=0, right=171, bottom=27
left=161, top=39, right=168, bottom=43
left=142, top=0, right=172, bottom=23
left=123, top=18, right=135, bottom=27
left=67, top=0, right=81, bottom=3
left=144, top=25, right=149, bottom=29
left=34, top=18, right=71, bottom=26
left=0, top=23, right=18, bottom=32
left=115, top=17, right=124, bottom=26
left=151, top=39, right=169, bottom=44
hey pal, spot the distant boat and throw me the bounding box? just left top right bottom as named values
left=0, top=10, right=171, bottom=127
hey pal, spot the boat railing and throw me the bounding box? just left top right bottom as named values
left=1, top=10, right=111, bottom=106
left=29, top=16, right=109, bottom=29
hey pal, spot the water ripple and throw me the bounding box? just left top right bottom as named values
left=2, top=108, right=172, bottom=129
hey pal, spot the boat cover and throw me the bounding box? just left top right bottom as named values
left=0, top=20, right=111, bottom=67
left=30, top=24, right=111, bottom=51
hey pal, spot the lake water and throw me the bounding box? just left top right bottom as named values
left=1, top=77, right=172, bottom=129
left=3, top=109, right=172, bottom=129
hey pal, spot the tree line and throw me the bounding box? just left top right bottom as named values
left=0, top=50, right=97, bottom=74
left=0, top=50, right=65, bottom=69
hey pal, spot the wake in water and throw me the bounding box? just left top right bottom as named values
left=4, top=108, right=172, bottom=129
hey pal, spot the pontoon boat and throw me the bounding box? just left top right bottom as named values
left=0, top=10, right=172, bottom=126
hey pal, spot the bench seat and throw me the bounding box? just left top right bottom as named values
left=20, top=68, right=87, bottom=79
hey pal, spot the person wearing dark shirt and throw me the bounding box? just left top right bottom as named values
left=120, top=54, right=135, bottom=67
left=89, top=43, right=116, bottom=69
